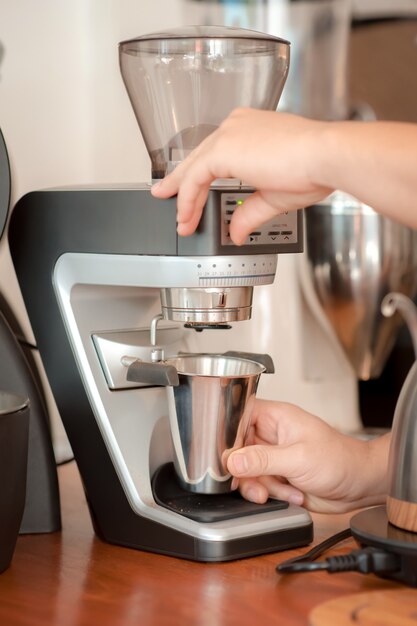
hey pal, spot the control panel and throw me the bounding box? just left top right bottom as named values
left=220, top=192, right=299, bottom=247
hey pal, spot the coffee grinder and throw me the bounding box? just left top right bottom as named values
left=9, top=26, right=313, bottom=561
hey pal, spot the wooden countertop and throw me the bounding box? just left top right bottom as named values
left=0, top=463, right=411, bottom=626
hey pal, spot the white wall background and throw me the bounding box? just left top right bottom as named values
left=0, top=1, right=193, bottom=335
left=1, top=1, right=186, bottom=194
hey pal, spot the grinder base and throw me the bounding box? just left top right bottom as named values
left=152, top=462, right=289, bottom=523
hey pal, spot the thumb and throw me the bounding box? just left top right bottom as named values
left=229, top=191, right=285, bottom=245
left=227, top=444, right=301, bottom=479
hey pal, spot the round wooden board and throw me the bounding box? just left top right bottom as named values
left=309, top=589, right=417, bottom=626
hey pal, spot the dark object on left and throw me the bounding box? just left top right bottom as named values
left=0, top=128, right=61, bottom=544
left=0, top=391, right=29, bottom=573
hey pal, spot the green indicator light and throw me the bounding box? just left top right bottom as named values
left=237, top=200, right=244, bottom=205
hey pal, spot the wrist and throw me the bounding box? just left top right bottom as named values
left=334, top=432, right=390, bottom=511
left=367, top=432, right=391, bottom=498
left=351, top=433, right=391, bottom=508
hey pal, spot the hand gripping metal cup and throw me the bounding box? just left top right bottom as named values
left=164, top=354, right=265, bottom=494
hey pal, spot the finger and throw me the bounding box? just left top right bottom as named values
left=244, top=424, right=256, bottom=446
left=152, top=132, right=218, bottom=211
left=229, top=191, right=287, bottom=245
left=237, top=478, right=269, bottom=504
left=151, top=163, right=212, bottom=237
left=249, top=399, right=323, bottom=444
left=176, top=186, right=209, bottom=236
left=174, top=161, right=216, bottom=227
left=238, top=477, right=304, bottom=506
left=256, top=475, right=304, bottom=505
left=227, top=443, right=302, bottom=479
left=151, top=172, right=181, bottom=199
left=151, top=164, right=211, bottom=236
left=247, top=400, right=295, bottom=446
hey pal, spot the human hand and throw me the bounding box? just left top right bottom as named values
left=227, top=399, right=390, bottom=513
left=151, top=108, right=332, bottom=245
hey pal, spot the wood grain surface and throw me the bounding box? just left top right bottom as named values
left=310, top=588, right=417, bottom=626
left=0, top=463, right=406, bottom=626
left=387, top=495, right=417, bottom=533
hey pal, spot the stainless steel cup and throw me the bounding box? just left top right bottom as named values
left=164, top=354, right=265, bottom=494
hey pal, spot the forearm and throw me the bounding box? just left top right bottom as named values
left=312, top=121, right=417, bottom=229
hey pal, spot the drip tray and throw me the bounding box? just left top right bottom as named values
left=152, top=463, right=289, bottom=523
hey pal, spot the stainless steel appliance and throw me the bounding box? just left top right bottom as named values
left=185, top=0, right=353, bottom=121
left=8, top=26, right=312, bottom=561
left=383, top=294, right=417, bottom=533
left=350, top=292, right=417, bottom=587
left=303, top=195, right=417, bottom=381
